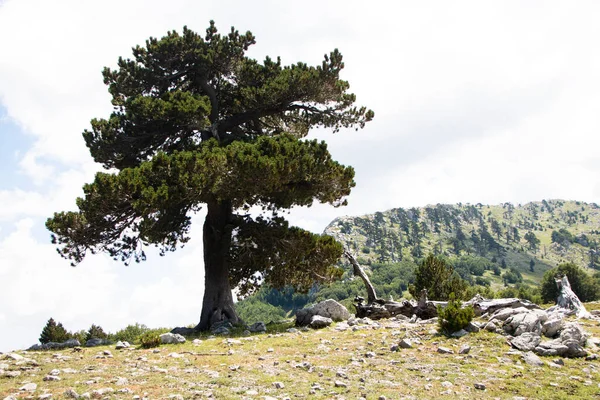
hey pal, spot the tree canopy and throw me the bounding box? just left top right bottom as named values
left=46, top=22, right=373, bottom=330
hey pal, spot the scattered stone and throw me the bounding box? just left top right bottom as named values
left=115, top=341, right=130, bottom=349
left=441, top=381, right=453, bottom=388
left=522, top=351, right=544, bottom=367
left=38, top=394, right=52, bottom=399
left=542, top=318, right=563, bottom=338
left=459, top=345, right=471, bottom=355
left=169, top=352, right=182, bottom=358
left=192, top=339, right=202, bottom=346
left=49, top=369, right=60, bottom=376
left=474, top=382, right=486, bottom=390
left=310, top=315, right=333, bottom=329
left=451, top=329, right=468, bottom=338
left=398, top=339, right=413, bottom=349
left=116, top=377, right=128, bottom=385
left=334, top=380, right=348, bottom=388
left=20, top=382, right=37, bottom=391
left=43, top=375, right=61, bottom=381
left=585, top=354, right=598, bottom=361
left=64, top=389, right=79, bottom=399
left=273, top=382, right=285, bottom=389
left=62, top=368, right=78, bottom=374
left=168, top=395, right=184, bottom=400
left=248, top=322, right=267, bottom=333
left=553, top=358, right=564, bottom=366
left=287, top=327, right=299, bottom=333
left=365, top=351, right=376, bottom=358
left=6, top=353, right=24, bottom=361
left=160, top=333, right=186, bottom=344
left=437, top=347, right=454, bottom=354
left=3, top=371, right=21, bottom=378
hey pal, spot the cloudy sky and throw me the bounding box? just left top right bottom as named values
left=2, top=0, right=600, bottom=352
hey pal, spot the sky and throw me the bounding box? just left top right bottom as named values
left=2, top=0, right=600, bottom=352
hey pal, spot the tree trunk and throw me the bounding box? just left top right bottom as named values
left=195, top=198, right=241, bottom=331
left=343, top=250, right=377, bottom=304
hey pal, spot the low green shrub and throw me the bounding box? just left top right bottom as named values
left=140, top=332, right=161, bottom=348
left=112, top=323, right=150, bottom=344
left=437, top=297, right=474, bottom=336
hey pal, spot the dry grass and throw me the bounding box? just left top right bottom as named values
left=1, top=315, right=600, bottom=399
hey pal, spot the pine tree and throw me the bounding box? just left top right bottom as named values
left=39, top=318, right=70, bottom=344
left=46, top=22, right=373, bottom=330
left=85, top=324, right=108, bottom=342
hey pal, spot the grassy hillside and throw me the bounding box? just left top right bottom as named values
left=324, top=199, right=600, bottom=291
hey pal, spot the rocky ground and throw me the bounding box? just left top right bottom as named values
left=1, top=306, right=600, bottom=400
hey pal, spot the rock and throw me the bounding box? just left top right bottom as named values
left=192, top=339, right=202, bottom=345
left=553, top=358, right=565, bottom=365
left=441, top=381, right=453, bottom=388
left=535, top=322, right=588, bottom=358
left=586, top=353, right=598, bottom=361
left=273, top=382, right=285, bottom=389
left=49, top=369, right=60, bottom=376
left=115, top=341, right=129, bottom=349
left=310, top=315, right=333, bottom=329
left=296, top=299, right=350, bottom=326
left=465, top=321, right=481, bottom=333
left=437, top=347, right=454, bottom=354
left=211, top=321, right=233, bottom=335
left=63, top=389, right=79, bottom=398
left=503, top=309, right=548, bottom=336
left=483, top=320, right=499, bottom=332
left=20, top=382, right=37, bottom=391
left=170, top=326, right=196, bottom=336
left=85, top=338, right=109, bottom=347
left=3, top=371, right=21, bottom=378
left=510, top=332, right=542, bottom=351
left=474, top=382, right=486, bottom=390
left=542, top=318, right=563, bottom=338
left=522, top=351, right=544, bottom=367
left=63, top=338, right=81, bottom=348
left=459, top=345, right=471, bottom=354
left=43, top=375, right=61, bottom=381
left=6, top=353, right=24, bottom=361
left=334, top=381, right=347, bottom=388
left=248, top=322, right=267, bottom=333
left=398, top=339, right=413, bottom=349
left=116, top=377, right=128, bottom=385
left=451, top=329, right=468, bottom=338
left=168, top=395, right=184, bottom=400
left=38, top=394, right=52, bottom=399
left=160, top=333, right=186, bottom=344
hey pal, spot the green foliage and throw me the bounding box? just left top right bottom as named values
left=437, top=298, right=474, bottom=335
left=112, top=323, right=150, bottom=344
left=140, top=332, right=161, bottom=348
left=498, top=284, right=542, bottom=304
left=540, top=262, right=600, bottom=303
left=551, top=228, right=575, bottom=245
left=39, top=318, right=70, bottom=344
left=502, top=267, right=523, bottom=284
left=85, top=324, right=108, bottom=342
left=70, top=330, right=87, bottom=345
left=409, top=255, right=468, bottom=300
left=235, top=297, right=287, bottom=324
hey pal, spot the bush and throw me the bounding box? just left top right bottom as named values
left=235, top=298, right=287, bottom=324
left=39, top=318, right=70, bottom=344
left=85, top=324, right=108, bottom=342
left=540, top=262, right=600, bottom=303
left=437, top=298, right=474, bottom=335
left=112, top=323, right=150, bottom=344
left=140, top=332, right=161, bottom=348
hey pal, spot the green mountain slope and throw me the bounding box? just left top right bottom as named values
left=324, top=200, right=600, bottom=290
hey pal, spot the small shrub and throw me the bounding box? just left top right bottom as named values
left=140, top=332, right=161, bottom=348
left=437, top=297, right=474, bottom=336
left=112, top=323, right=150, bottom=344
